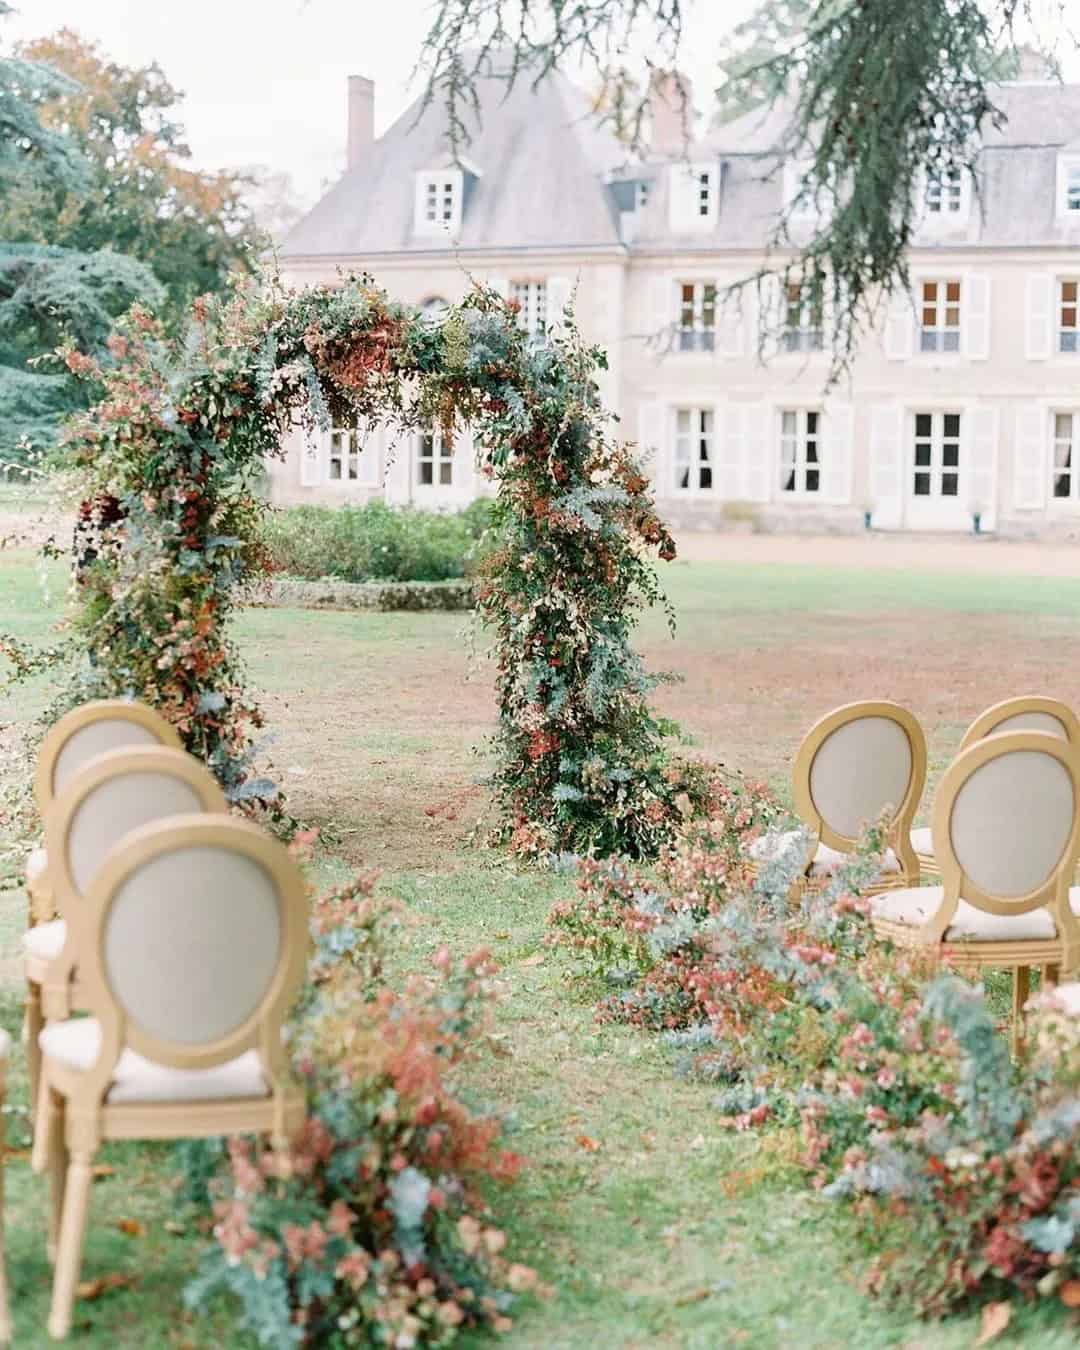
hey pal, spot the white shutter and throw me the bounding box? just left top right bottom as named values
left=716, top=282, right=746, bottom=358
left=299, top=428, right=326, bottom=487
left=967, top=405, right=998, bottom=528
left=963, top=273, right=991, bottom=360
left=356, top=420, right=381, bottom=487
left=382, top=427, right=411, bottom=505
left=718, top=405, right=745, bottom=499
left=821, top=403, right=854, bottom=505
left=649, top=275, right=675, bottom=353
left=741, top=404, right=771, bottom=502
left=546, top=275, right=573, bottom=333
left=1025, top=274, right=1054, bottom=361
left=883, top=288, right=914, bottom=360
left=869, top=404, right=904, bottom=529
left=637, top=400, right=666, bottom=488
left=1013, top=405, right=1047, bottom=510
left=755, top=274, right=784, bottom=361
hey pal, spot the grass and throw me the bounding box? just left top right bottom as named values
left=2, top=540, right=1079, bottom=1346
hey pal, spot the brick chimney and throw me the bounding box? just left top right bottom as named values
left=650, top=70, right=693, bottom=156
left=347, top=75, right=374, bottom=171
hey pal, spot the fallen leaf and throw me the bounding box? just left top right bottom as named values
left=1061, top=1280, right=1080, bottom=1308
left=974, top=1301, right=1011, bottom=1346
left=520, top=953, right=544, bottom=967
left=575, top=1134, right=600, bottom=1152
left=77, top=1273, right=135, bottom=1302
left=114, top=1218, right=146, bottom=1238
left=674, top=1287, right=710, bottom=1307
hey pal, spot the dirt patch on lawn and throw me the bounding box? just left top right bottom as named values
left=249, top=602, right=1080, bottom=871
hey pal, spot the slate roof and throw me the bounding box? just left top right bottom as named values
left=283, top=73, right=1080, bottom=258
left=281, top=65, right=629, bottom=257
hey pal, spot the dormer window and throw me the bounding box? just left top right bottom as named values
left=414, top=169, right=464, bottom=235
left=920, top=165, right=972, bottom=229
left=510, top=280, right=547, bottom=337
left=1059, top=157, right=1080, bottom=215
left=668, top=161, right=718, bottom=231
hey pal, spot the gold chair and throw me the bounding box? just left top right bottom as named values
left=32, top=815, right=308, bottom=1340
left=0, top=1027, right=11, bottom=1346
left=913, top=696, right=1080, bottom=880
left=24, top=746, right=227, bottom=1110
left=869, top=730, right=1080, bottom=1056
left=753, top=701, right=927, bottom=895
left=26, top=701, right=182, bottom=927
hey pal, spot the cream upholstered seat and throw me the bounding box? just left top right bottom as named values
left=34, top=814, right=308, bottom=1340
left=914, top=697, right=1080, bottom=881
left=869, top=729, right=1080, bottom=1055
left=778, top=701, right=926, bottom=895
left=39, top=1020, right=266, bottom=1105
left=1050, top=982, right=1080, bottom=1015
left=23, top=746, right=227, bottom=1112
left=750, top=831, right=900, bottom=879
left=25, top=701, right=181, bottom=927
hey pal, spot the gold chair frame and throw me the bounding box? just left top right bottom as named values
left=791, top=700, right=927, bottom=895
left=26, top=746, right=227, bottom=1109
left=28, top=701, right=182, bottom=927
left=872, top=730, right=1080, bottom=1053
left=915, top=696, right=1080, bottom=881
left=33, top=815, right=309, bottom=1340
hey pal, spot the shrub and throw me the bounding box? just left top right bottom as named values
left=260, top=499, right=496, bottom=584
left=186, top=868, right=540, bottom=1347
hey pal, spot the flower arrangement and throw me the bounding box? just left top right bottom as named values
left=5, top=270, right=688, bottom=856
left=549, top=793, right=1080, bottom=1321
left=187, top=870, right=544, bottom=1346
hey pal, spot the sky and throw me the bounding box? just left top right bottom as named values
left=5, top=1, right=1078, bottom=205
left=2, top=0, right=763, bottom=201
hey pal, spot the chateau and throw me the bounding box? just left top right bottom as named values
left=277, top=65, right=1080, bottom=536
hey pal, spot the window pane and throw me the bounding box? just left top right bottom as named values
left=1063, top=307, right=1078, bottom=328
left=922, top=306, right=937, bottom=327
left=942, top=472, right=959, bottom=496
left=944, top=413, right=961, bottom=437
left=329, top=458, right=342, bottom=480
left=1055, top=413, right=1073, bottom=440
left=439, top=462, right=453, bottom=485
left=806, top=469, right=820, bottom=492
left=915, top=443, right=932, bottom=467
left=1061, top=331, right=1078, bottom=353
left=700, top=465, right=713, bottom=489
left=806, top=440, right=819, bottom=464
left=419, top=461, right=433, bottom=485
left=945, top=281, right=960, bottom=302
left=915, top=413, right=933, bottom=437
left=676, top=410, right=690, bottom=433
left=1054, top=473, right=1072, bottom=498
left=701, top=411, right=714, bottom=435
left=1064, top=281, right=1078, bottom=303
left=943, top=330, right=960, bottom=352
left=920, top=330, right=938, bottom=352
left=806, top=412, right=818, bottom=435
left=922, top=282, right=938, bottom=301
left=914, top=472, right=931, bottom=495
left=781, top=411, right=796, bottom=435
left=945, top=306, right=960, bottom=327
left=942, top=443, right=959, bottom=468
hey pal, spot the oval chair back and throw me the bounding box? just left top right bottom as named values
left=34, top=700, right=182, bottom=816
left=78, top=815, right=307, bottom=1080
left=958, top=695, right=1080, bottom=752
left=929, top=730, right=1080, bottom=970
left=793, top=701, right=927, bottom=882
left=44, top=746, right=228, bottom=929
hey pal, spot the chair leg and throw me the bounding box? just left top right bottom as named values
left=1010, top=966, right=1031, bottom=1060
left=25, top=980, right=42, bottom=1113
left=45, top=1096, right=68, bottom=1267
left=47, top=1150, right=93, bottom=1341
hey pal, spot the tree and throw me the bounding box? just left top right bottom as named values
left=10, top=29, right=262, bottom=322
left=420, top=1, right=1060, bottom=373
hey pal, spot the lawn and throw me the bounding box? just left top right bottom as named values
left=2, top=535, right=1079, bottom=1346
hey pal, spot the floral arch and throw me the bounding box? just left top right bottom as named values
left=51, top=273, right=689, bottom=858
